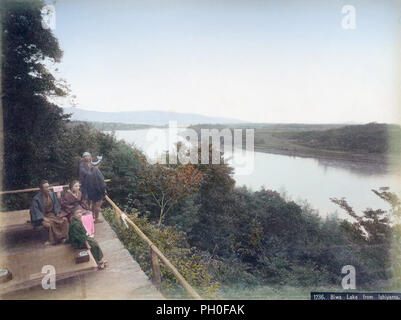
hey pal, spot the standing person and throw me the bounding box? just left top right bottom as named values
left=61, top=180, right=95, bottom=237
left=79, top=152, right=92, bottom=203
left=69, top=210, right=108, bottom=269
left=30, top=180, right=69, bottom=245
left=85, top=156, right=106, bottom=224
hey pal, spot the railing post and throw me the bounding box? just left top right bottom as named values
left=150, top=246, right=161, bottom=290
left=114, top=208, right=121, bottom=226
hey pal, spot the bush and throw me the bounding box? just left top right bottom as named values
left=103, top=208, right=221, bottom=299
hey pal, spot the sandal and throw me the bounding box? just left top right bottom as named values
left=98, top=260, right=108, bottom=270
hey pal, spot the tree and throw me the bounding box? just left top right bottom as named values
left=331, top=188, right=400, bottom=281
left=2, top=0, right=69, bottom=189
left=331, top=191, right=392, bottom=244
left=137, top=154, right=204, bottom=227
left=188, top=143, right=235, bottom=254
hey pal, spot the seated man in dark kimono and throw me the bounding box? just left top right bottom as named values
left=85, top=156, right=106, bottom=224
left=69, top=210, right=107, bottom=269
left=30, top=180, right=69, bottom=245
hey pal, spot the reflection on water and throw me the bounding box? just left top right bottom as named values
left=230, top=150, right=401, bottom=219
left=315, top=157, right=390, bottom=176
left=106, top=129, right=401, bottom=219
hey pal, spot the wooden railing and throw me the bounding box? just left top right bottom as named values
left=105, top=195, right=202, bottom=299
left=0, top=180, right=112, bottom=195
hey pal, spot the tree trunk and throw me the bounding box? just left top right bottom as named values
left=158, top=207, right=164, bottom=227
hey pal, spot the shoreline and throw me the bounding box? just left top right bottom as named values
left=242, top=130, right=401, bottom=170
left=250, top=144, right=400, bottom=171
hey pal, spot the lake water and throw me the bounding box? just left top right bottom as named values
left=105, top=129, right=401, bottom=219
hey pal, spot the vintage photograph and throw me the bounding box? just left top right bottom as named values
left=0, top=0, right=400, bottom=303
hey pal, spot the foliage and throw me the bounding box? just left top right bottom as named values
left=188, top=144, right=236, bottom=254
left=103, top=208, right=221, bottom=299
left=332, top=188, right=401, bottom=286
left=164, top=194, right=200, bottom=234
left=171, top=179, right=393, bottom=288
left=2, top=0, right=71, bottom=190
left=136, top=155, right=204, bottom=226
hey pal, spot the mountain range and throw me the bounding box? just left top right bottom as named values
left=63, top=107, right=244, bottom=126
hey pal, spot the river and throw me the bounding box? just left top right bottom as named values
left=105, top=128, right=401, bottom=219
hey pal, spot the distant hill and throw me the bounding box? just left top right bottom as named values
left=274, top=122, right=401, bottom=154
left=63, top=107, right=245, bottom=126
left=188, top=122, right=401, bottom=163
left=69, top=121, right=161, bottom=131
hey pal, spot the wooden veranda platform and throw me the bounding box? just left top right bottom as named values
left=0, top=181, right=198, bottom=299
left=0, top=210, right=35, bottom=233
left=0, top=211, right=164, bottom=299
left=0, top=244, right=98, bottom=294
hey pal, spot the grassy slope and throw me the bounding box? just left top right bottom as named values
left=273, top=123, right=401, bottom=154
left=252, top=123, right=401, bottom=165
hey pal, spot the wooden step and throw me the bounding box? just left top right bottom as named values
left=0, top=243, right=98, bottom=295
left=0, top=210, right=35, bottom=233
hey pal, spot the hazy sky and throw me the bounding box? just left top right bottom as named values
left=50, top=0, right=401, bottom=123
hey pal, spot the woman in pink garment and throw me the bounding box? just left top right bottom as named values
left=61, top=180, right=95, bottom=237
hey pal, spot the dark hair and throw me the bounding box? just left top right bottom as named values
left=39, top=180, right=49, bottom=188
left=69, top=180, right=80, bottom=190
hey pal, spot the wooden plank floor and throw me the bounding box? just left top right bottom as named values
left=0, top=244, right=98, bottom=294
left=0, top=210, right=33, bottom=232
left=0, top=212, right=165, bottom=300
